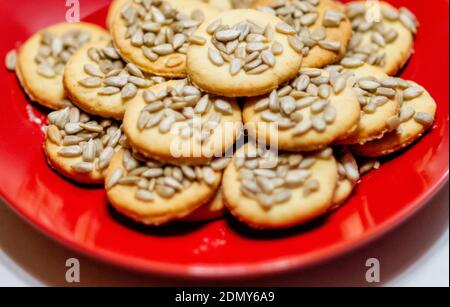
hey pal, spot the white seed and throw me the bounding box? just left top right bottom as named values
left=71, top=162, right=94, bottom=174
left=403, top=86, right=424, bottom=100
left=208, top=47, right=224, bottom=66
left=275, top=22, right=296, bottom=34
left=5, top=50, right=17, bottom=71
left=399, top=106, right=416, bottom=122
left=106, top=168, right=123, bottom=189
left=414, top=112, right=434, bottom=126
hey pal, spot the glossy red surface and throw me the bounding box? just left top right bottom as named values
left=0, top=0, right=448, bottom=279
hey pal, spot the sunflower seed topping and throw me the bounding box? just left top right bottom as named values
left=235, top=147, right=330, bottom=207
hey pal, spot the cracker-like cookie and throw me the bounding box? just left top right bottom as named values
left=106, top=149, right=222, bottom=226
left=182, top=187, right=226, bottom=222
left=111, top=0, right=220, bottom=78
left=64, top=40, right=165, bottom=120
left=16, top=22, right=109, bottom=110
left=342, top=1, right=418, bottom=76
left=44, top=106, right=123, bottom=184
left=186, top=9, right=303, bottom=97
left=254, top=0, right=352, bottom=68
left=337, top=64, right=400, bottom=145
left=244, top=68, right=361, bottom=151
left=123, top=80, right=243, bottom=165
left=352, top=81, right=436, bottom=157
left=331, top=148, right=360, bottom=209
left=223, top=144, right=338, bottom=229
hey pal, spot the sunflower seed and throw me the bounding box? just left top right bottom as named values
left=387, top=116, right=401, bottom=131
left=275, top=22, right=296, bottom=34
left=414, top=112, right=434, bottom=125
left=271, top=41, right=284, bottom=55
left=98, top=86, right=120, bottom=95
left=106, top=168, right=123, bottom=189
left=78, top=77, right=102, bottom=88
left=311, top=117, right=327, bottom=132
left=159, top=115, right=175, bottom=133
left=403, top=86, right=423, bottom=100
left=71, top=162, right=93, bottom=174
left=121, top=83, right=138, bottom=99
left=399, top=106, right=416, bottom=122
left=189, top=35, right=206, bottom=45
left=37, top=64, right=55, bottom=78
left=293, top=120, right=312, bottom=136
left=207, top=18, right=222, bottom=34
left=208, top=47, right=224, bottom=66
left=318, top=40, right=341, bottom=51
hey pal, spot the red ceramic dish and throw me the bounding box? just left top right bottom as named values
left=0, top=0, right=448, bottom=279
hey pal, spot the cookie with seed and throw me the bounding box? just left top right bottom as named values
left=222, top=144, right=338, bottom=229
left=44, top=106, right=124, bottom=184
left=331, top=148, right=360, bottom=209
left=16, top=22, right=109, bottom=110
left=337, top=64, right=401, bottom=145
left=243, top=68, right=361, bottom=151
left=254, top=0, right=353, bottom=68
left=111, top=0, right=220, bottom=78
left=186, top=9, right=303, bottom=97
left=106, top=149, right=222, bottom=226
left=123, top=80, right=243, bottom=165
left=182, top=187, right=226, bottom=222
left=64, top=40, right=165, bottom=120
left=342, top=1, right=418, bottom=76
left=352, top=81, right=436, bottom=157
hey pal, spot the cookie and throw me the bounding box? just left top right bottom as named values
left=105, top=148, right=222, bottom=226
left=64, top=40, right=165, bottom=120
left=16, top=22, right=109, bottom=110
left=243, top=68, right=361, bottom=151
left=223, top=144, right=338, bottom=229
left=337, top=64, right=400, bottom=145
left=123, top=79, right=243, bottom=165
left=182, top=186, right=226, bottom=222
left=342, top=1, right=418, bottom=76
left=44, top=106, right=124, bottom=184
left=111, top=0, right=220, bottom=78
left=352, top=81, right=436, bottom=157
left=186, top=9, right=303, bottom=97
left=254, top=0, right=352, bottom=68
left=331, top=148, right=360, bottom=209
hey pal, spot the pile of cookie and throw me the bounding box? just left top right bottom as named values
left=5, top=0, right=437, bottom=229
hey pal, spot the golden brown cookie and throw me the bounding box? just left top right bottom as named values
left=186, top=9, right=303, bottom=97
left=244, top=68, right=361, bottom=151
left=111, top=0, right=220, bottom=78
left=123, top=80, right=243, bottom=165
left=254, top=0, right=352, bottom=68
left=223, top=144, right=338, bottom=229
left=44, top=105, right=124, bottom=184
left=16, top=22, right=109, bottom=110
left=337, top=64, right=400, bottom=145
left=352, top=81, right=436, bottom=157
left=343, top=1, right=418, bottom=76
left=331, top=148, right=360, bottom=209
left=106, top=149, right=222, bottom=226
left=182, top=186, right=226, bottom=222
left=64, top=40, right=165, bottom=120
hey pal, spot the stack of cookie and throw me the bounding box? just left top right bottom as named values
left=6, top=0, right=437, bottom=230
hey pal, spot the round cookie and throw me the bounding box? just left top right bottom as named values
left=352, top=81, right=436, bottom=157
left=16, top=22, right=109, bottom=110
left=331, top=148, right=360, bottom=210
left=44, top=106, right=124, bottom=184
left=105, top=149, right=222, bottom=226
left=337, top=64, right=400, bottom=145
left=342, top=1, right=418, bottom=76
left=123, top=80, right=243, bottom=165
left=254, top=0, right=353, bottom=68
left=223, top=144, right=338, bottom=229
left=182, top=186, right=226, bottom=222
left=186, top=9, right=303, bottom=97
left=111, top=0, right=220, bottom=78
left=64, top=40, right=165, bottom=120
left=244, top=68, right=361, bottom=151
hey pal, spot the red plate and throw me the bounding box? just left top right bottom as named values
left=0, top=0, right=448, bottom=279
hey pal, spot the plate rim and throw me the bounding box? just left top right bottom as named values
left=1, top=172, right=447, bottom=279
